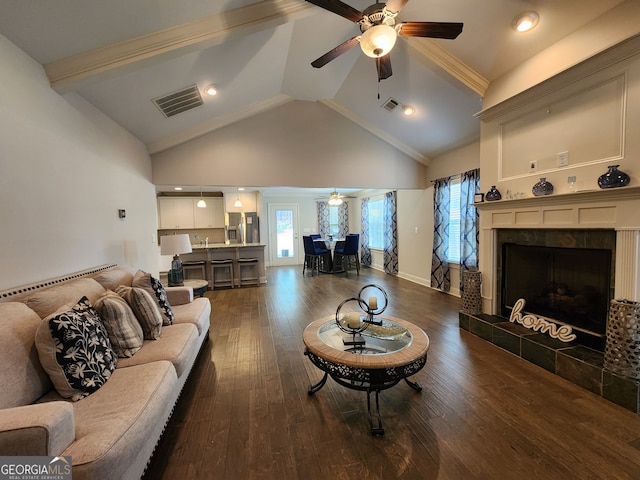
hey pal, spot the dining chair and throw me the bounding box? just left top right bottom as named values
left=302, top=236, right=323, bottom=276
left=334, top=233, right=360, bottom=275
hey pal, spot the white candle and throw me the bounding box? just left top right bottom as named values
left=346, top=312, right=362, bottom=328
left=369, top=296, right=378, bottom=310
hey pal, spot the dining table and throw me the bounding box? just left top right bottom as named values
left=313, top=238, right=345, bottom=273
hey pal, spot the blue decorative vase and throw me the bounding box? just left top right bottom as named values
left=598, top=165, right=630, bottom=189
left=532, top=178, right=554, bottom=196
left=485, top=185, right=501, bottom=201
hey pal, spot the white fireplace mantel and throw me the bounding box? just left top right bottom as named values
left=476, top=186, right=640, bottom=313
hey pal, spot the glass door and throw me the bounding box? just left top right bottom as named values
left=268, top=204, right=299, bottom=266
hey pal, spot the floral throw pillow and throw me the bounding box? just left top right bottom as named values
left=35, top=296, right=117, bottom=401
left=132, top=270, right=174, bottom=325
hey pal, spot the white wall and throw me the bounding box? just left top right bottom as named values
left=0, top=35, right=158, bottom=290
left=151, top=100, right=427, bottom=190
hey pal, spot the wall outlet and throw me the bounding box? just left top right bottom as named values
left=557, top=151, right=569, bottom=167
left=529, top=160, right=538, bottom=172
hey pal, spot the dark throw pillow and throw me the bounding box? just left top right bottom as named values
left=35, top=296, right=117, bottom=401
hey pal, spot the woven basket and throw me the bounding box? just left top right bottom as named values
left=604, top=299, right=640, bottom=379
left=461, top=270, right=482, bottom=315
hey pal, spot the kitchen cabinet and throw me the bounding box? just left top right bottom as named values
left=193, top=198, right=224, bottom=228
left=158, top=198, right=195, bottom=229
left=158, top=197, right=225, bottom=229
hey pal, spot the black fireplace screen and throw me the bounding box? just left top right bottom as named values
left=502, top=244, right=612, bottom=336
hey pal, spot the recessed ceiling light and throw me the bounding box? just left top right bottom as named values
left=174, top=187, right=183, bottom=191
left=204, top=84, right=217, bottom=96
left=402, top=105, right=416, bottom=116
left=513, top=11, right=539, bottom=33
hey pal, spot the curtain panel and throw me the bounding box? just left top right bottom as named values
left=360, top=197, right=372, bottom=266
left=460, top=168, right=480, bottom=291
left=338, top=202, right=349, bottom=237
left=383, top=191, right=398, bottom=274
left=431, top=177, right=451, bottom=292
left=316, top=201, right=329, bottom=237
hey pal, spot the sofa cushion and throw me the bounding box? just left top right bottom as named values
left=57, top=361, right=178, bottom=480
left=132, top=270, right=174, bottom=325
left=171, top=297, right=211, bottom=336
left=92, top=266, right=136, bottom=291
left=23, top=277, right=106, bottom=319
left=35, top=296, right=117, bottom=401
left=93, top=291, right=144, bottom=358
left=0, top=302, right=52, bottom=409
left=115, top=286, right=163, bottom=340
left=117, top=323, right=199, bottom=378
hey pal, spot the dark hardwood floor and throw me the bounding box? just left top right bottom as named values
left=144, top=266, right=640, bottom=479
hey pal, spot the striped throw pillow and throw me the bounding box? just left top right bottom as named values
left=115, top=286, right=163, bottom=340
left=94, top=291, right=144, bottom=357
left=132, top=270, right=174, bottom=325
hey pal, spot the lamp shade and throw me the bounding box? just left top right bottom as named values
left=360, top=24, right=397, bottom=58
left=160, top=234, right=193, bottom=256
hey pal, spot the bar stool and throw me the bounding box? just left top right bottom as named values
left=183, top=261, right=206, bottom=280
left=238, top=257, right=259, bottom=287
left=210, top=259, right=234, bottom=289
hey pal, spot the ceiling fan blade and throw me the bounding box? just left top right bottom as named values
left=385, top=0, right=410, bottom=14
left=305, top=0, right=363, bottom=23
left=311, top=35, right=360, bottom=68
left=376, top=55, right=392, bottom=81
left=397, top=22, right=464, bottom=39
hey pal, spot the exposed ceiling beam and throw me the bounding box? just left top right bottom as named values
left=45, top=0, right=314, bottom=92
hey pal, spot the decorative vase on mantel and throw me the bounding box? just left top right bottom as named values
left=485, top=185, right=501, bottom=201
left=597, top=165, right=630, bottom=189
left=532, top=178, right=554, bottom=196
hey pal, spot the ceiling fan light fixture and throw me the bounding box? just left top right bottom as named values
left=360, top=24, right=397, bottom=58
left=512, top=11, right=539, bottom=33
left=328, top=197, right=343, bottom=206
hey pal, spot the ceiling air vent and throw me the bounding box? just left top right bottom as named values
left=382, top=97, right=399, bottom=111
left=152, top=85, right=203, bottom=118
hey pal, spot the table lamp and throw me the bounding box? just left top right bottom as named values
left=160, top=234, right=192, bottom=286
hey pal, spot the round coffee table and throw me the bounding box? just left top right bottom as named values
left=303, top=315, right=429, bottom=435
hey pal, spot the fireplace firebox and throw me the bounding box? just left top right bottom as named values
left=496, top=229, right=616, bottom=349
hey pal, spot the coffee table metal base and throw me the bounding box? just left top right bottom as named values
left=304, top=349, right=426, bottom=435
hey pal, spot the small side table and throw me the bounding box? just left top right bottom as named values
left=183, top=279, right=209, bottom=297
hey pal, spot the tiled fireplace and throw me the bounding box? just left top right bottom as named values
left=460, top=186, right=640, bottom=412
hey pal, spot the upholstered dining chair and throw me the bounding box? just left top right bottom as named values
left=303, top=236, right=323, bottom=276
left=334, top=233, right=360, bottom=275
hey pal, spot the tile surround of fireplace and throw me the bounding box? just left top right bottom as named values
left=464, top=186, right=640, bottom=412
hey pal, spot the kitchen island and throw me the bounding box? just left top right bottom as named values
left=181, top=243, right=266, bottom=289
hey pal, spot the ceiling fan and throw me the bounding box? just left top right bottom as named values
left=316, top=189, right=357, bottom=205
left=306, top=0, right=463, bottom=82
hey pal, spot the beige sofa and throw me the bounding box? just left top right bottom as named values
left=0, top=265, right=211, bottom=480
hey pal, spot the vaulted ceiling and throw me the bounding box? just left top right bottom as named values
left=0, top=0, right=632, bottom=174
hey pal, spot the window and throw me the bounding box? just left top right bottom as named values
left=328, top=206, right=340, bottom=236
left=368, top=198, right=384, bottom=250
left=448, top=178, right=461, bottom=263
